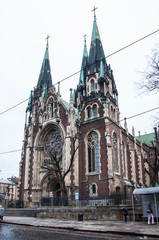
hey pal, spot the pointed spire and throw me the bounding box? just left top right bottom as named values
left=37, top=35, right=52, bottom=90
left=79, top=35, right=88, bottom=86
left=88, top=8, right=105, bottom=74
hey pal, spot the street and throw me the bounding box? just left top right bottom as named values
left=0, top=223, right=158, bottom=240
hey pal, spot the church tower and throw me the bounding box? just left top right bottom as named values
left=18, top=38, right=78, bottom=207
left=74, top=9, right=149, bottom=202
left=74, top=9, right=121, bottom=200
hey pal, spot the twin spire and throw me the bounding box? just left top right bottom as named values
left=36, top=8, right=106, bottom=92
left=79, top=7, right=106, bottom=85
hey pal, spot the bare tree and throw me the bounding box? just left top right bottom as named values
left=41, top=131, right=78, bottom=203
left=137, top=44, right=159, bottom=94
left=8, top=176, right=19, bottom=185
left=144, top=127, right=159, bottom=187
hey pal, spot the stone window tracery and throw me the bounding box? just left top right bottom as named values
left=44, top=129, right=63, bottom=164
left=86, top=104, right=98, bottom=120
left=88, top=131, right=99, bottom=173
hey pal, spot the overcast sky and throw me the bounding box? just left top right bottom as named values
left=0, top=0, right=159, bottom=179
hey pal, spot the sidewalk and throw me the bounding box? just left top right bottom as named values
left=2, top=216, right=159, bottom=238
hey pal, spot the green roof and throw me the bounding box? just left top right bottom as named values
left=60, top=98, right=78, bottom=120
left=136, top=132, right=155, bottom=146
left=61, top=98, right=69, bottom=110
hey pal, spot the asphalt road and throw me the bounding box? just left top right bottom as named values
left=0, top=223, right=158, bottom=240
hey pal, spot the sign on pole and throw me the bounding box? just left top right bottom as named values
left=75, top=192, right=79, bottom=200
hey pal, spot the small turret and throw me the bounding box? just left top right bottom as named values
left=79, top=35, right=88, bottom=86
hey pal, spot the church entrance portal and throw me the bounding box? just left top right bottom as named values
left=41, top=178, right=68, bottom=206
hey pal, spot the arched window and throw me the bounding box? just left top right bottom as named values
left=91, top=79, right=95, bottom=92
left=92, top=184, right=96, bottom=194
left=122, top=141, right=126, bottom=177
left=89, top=183, right=98, bottom=197
left=88, top=131, right=99, bottom=172
left=93, top=104, right=97, bottom=117
left=111, top=106, right=115, bottom=120
left=87, top=107, right=92, bottom=119
left=113, top=132, right=118, bottom=172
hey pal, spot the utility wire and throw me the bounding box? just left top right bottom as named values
left=54, top=30, right=159, bottom=85
left=0, top=149, right=22, bottom=155
left=0, top=29, right=159, bottom=116
left=122, top=106, right=159, bottom=121
left=0, top=105, right=158, bottom=155
left=0, top=98, right=29, bottom=116
left=0, top=149, right=22, bottom=154
left=105, top=30, right=159, bottom=59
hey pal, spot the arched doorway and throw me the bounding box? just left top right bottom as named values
left=41, top=176, right=62, bottom=206
left=41, top=175, right=68, bottom=206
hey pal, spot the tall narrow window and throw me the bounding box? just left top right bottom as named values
left=93, top=104, right=97, bottom=117
left=113, top=132, right=118, bottom=172
left=87, top=107, right=92, bottom=119
left=88, top=131, right=99, bottom=172
left=122, top=141, right=126, bottom=177
left=51, top=102, right=54, bottom=118
left=91, top=79, right=95, bottom=92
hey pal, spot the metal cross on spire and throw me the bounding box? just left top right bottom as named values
left=91, top=6, right=98, bottom=18
left=46, top=34, right=50, bottom=47
left=83, top=34, right=87, bottom=43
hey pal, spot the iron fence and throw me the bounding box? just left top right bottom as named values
left=41, top=196, right=68, bottom=206
left=78, top=193, right=140, bottom=206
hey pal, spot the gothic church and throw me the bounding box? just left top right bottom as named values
left=18, top=12, right=151, bottom=207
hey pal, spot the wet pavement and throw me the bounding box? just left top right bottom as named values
left=1, top=216, right=159, bottom=239
left=0, top=223, right=158, bottom=240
